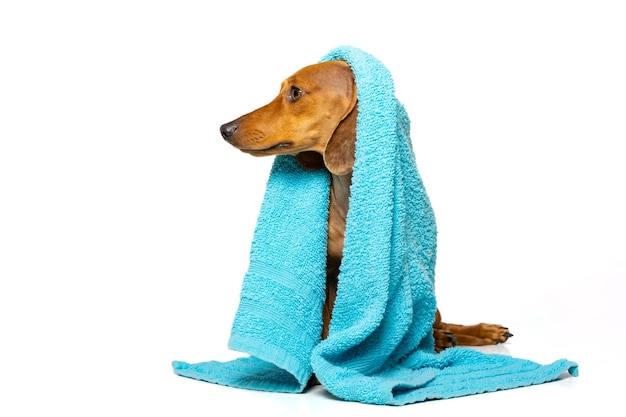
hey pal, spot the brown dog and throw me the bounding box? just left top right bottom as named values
left=220, top=60, right=512, bottom=352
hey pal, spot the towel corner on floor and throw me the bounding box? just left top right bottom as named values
left=172, top=46, right=578, bottom=405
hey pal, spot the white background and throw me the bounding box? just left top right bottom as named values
left=1, top=1, right=624, bottom=415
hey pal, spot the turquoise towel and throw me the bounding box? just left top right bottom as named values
left=172, top=46, right=578, bottom=405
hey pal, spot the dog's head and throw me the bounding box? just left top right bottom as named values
left=220, top=60, right=357, bottom=175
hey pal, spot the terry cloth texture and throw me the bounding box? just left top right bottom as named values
left=172, top=46, right=578, bottom=405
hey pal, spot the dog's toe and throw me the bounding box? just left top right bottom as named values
left=434, top=329, right=458, bottom=352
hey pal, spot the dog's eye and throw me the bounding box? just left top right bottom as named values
left=287, top=86, right=304, bottom=102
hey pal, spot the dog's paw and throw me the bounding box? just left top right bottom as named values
left=434, top=328, right=457, bottom=352
left=477, top=323, right=514, bottom=344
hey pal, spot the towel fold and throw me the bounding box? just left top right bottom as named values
left=173, top=46, right=577, bottom=405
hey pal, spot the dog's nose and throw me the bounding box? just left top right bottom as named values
left=220, top=121, right=238, bottom=141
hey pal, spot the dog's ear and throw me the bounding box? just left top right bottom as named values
left=295, top=103, right=357, bottom=174
left=323, top=102, right=358, bottom=176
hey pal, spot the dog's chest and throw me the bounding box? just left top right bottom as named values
left=326, top=174, right=351, bottom=261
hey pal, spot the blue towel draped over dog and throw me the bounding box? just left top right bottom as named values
left=172, top=46, right=578, bottom=405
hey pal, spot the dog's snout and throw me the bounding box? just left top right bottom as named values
left=220, top=122, right=238, bottom=141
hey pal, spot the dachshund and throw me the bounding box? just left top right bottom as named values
left=220, top=60, right=512, bottom=352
